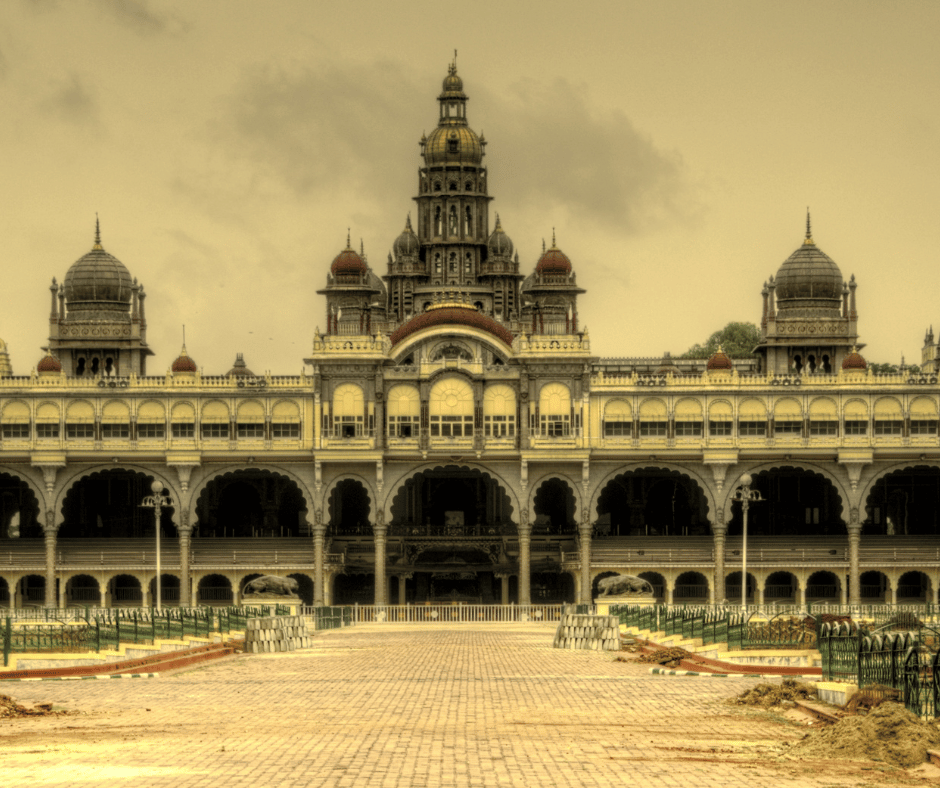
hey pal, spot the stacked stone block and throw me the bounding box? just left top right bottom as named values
left=245, top=615, right=311, bottom=654
left=553, top=613, right=621, bottom=651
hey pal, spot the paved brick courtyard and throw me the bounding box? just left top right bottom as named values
left=1, top=623, right=935, bottom=787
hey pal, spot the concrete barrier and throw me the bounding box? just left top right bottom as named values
left=553, top=613, right=621, bottom=651
left=245, top=615, right=311, bottom=654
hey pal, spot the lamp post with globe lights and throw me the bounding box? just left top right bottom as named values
left=731, top=474, right=763, bottom=611
left=141, top=480, right=171, bottom=612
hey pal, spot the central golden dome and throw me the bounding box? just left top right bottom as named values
left=423, top=125, right=483, bottom=166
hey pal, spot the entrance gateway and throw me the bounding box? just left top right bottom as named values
left=329, top=467, right=576, bottom=605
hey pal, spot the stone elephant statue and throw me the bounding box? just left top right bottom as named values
left=596, top=573, right=654, bottom=598
left=242, top=575, right=300, bottom=597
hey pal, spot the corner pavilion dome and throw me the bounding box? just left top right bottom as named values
left=63, top=221, right=134, bottom=317
left=331, top=236, right=368, bottom=275
left=774, top=215, right=843, bottom=314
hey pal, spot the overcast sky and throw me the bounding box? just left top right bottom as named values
left=2, top=1, right=939, bottom=374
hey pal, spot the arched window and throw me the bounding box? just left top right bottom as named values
left=773, top=397, right=802, bottom=436
left=201, top=400, right=231, bottom=440
left=674, top=398, right=703, bottom=437
left=171, top=402, right=195, bottom=439
left=434, top=206, right=442, bottom=235
left=65, top=400, right=93, bottom=440
left=708, top=400, right=733, bottom=437
left=910, top=396, right=939, bottom=436
left=603, top=399, right=632, bottom=437
left=808, top=397, right=838, bottom=436
left=101, top=400, right=131, bottom=440
left=333, top=384, right=365, bottom=438
left=1, top=400, right=30, bottom=440
left=36, top=401, right=61, bottom=440
left=448, top=205, right=458, bottom=236
left=844, top=399, right=868, bottom=435
left=448, top=252, right=457, bottom=273
left=639, top=398, right=667, bottom=437
left=272, top=400, right=301, bottom=439
left=539, top=383, right=571, bottom=437
left=387, top=385, right=420, bottom=439
left=236, top=400, right=265, bottom=440
left=873, top=397, right=903, bottom=437
left=484, top=384, right=515, bottom=438
left=464, top=206, right=472, bottom=235
left=429, top=378, right=474, bottom=438
left=738, top=398, right=767, bottom=437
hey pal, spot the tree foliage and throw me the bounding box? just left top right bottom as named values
left=869, top=362, right=921, bottom=376
left=680, top=322, right=762, bottom=359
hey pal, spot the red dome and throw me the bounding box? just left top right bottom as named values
left=390, top=307, right=513, bottom=347
left=171, top=346, right=198, bottom=373
left=842, top=350, right=867, bottom=370
left=535, top=246, right=571, bottom=275
left=331, top=246, right=367, bottom=275
left=706, top=347, right=733, bottom=371
left=37, top=354, right=61, bottom=373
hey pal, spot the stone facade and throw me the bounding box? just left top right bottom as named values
left=1, top=62, right=939, bottom=611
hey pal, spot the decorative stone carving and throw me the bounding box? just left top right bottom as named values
left=172, top=463, right=197, bottom=494
left=241, top=575, right=300, bottom=598
left=597, top=574, right=654, bottom=597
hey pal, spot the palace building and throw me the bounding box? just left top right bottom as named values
left=1, top=63, right=939, bottom=610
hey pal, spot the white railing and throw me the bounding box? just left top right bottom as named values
left=342, top=604, right=570, bottom=624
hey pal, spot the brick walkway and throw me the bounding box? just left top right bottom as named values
left=1, top=623, right=933, bottom=787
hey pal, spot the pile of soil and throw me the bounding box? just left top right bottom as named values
left=0, top=694, right=65, bottom=719
left=788, top=702, right=940, bottom=768
left=636, top=647, right=693, bottom=668
left=843, top=684, right=900, bottom=714
left=728, top=678, right=817, bottom=708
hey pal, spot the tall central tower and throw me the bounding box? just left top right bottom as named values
left=384, top=62, right=523, bottom=323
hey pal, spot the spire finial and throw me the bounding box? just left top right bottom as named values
left=449, top=49, right=457, bottom=75
left=405, top=213, right=412, bottom=231
left=542, top=238, right=546, bottom=253
left=346, top=229, right=351, bottom=249
left=93, top=214, right=102, bottom=250
left=804, top=208, right=813, bottom=245
left=552, top=227, right=556, bottom=248
left=360, top=239, right=364, bottom=256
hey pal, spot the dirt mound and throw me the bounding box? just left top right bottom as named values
left=636, top=647, right=693, bottom=668
left=843, top=684, right=900, bottom=714
left=728, top=678, right=817, bottom=708
left=788, top=702, right=940, bottom=768
left=0, top=694, right=68, bottom=718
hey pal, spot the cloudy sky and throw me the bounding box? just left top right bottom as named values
left=2, top=1, right=939, bottom=374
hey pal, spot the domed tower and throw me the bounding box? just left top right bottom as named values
left=317, top=235, right=387, bottom=335
left=479, top=215, right=524, bottom=320
left=520, top=233, right=585, bottom=334
left=46, top=220, right=154, bottom=376
left=393, top=59, right=511, bottom=319
left=755, top=213, right=861, bottom=375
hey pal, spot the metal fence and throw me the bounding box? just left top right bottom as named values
left=612, top=604, right=815, bottom=651
left=2, top=604, right=292, bottom=667
left=819, top=620, right=940, bottom=719
left=299, top=603, right=571, bottom=624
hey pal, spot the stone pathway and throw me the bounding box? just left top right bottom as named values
left=1, top=623, right=934, bottom=787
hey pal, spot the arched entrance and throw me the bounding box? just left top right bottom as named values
left=59, top=470, right=174, bottom=538
left=0, top=473, right=42, bottom=539
left=194, top=470, right=308, bottom=538
left=727, top=467, right=844, bottom=536
left=532, top=479, right=576, bottom=534
left=328, top=479, right=372, bottom=536
left=595, top=468, right=710, bottom=537
left=864, top=466, right=940, bottom=535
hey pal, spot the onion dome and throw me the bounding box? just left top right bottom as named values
left=37, top=354, right=61, bottom=373
left=63, top=219, right=134, bottom=317
left=706, top=345, right=733, bottom=371
left=171, top=344, right=198, bottom=373
left=330, top=233, right=368, bottom=275
left=655, top=352, right=681, bottom=376
left=393, top=215, right=419, bottom=258
left=773, top=213, right=843, bottom=313
left=842, top=347, right=867, bottom=371
left=487, top=215, right=514, bottom=259
left=390, top=294, right=513, bottom=347
left=424, top=125, right=483, bottom=166
left=440, top=62, right=465, bottom=97
left=226, top=353, right=254, bottom=377
left=535, top=232, right=572, bottom=275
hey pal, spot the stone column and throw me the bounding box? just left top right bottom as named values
left=666, top=579, right=674, bottom=605
left=179, top=511, right=192, bottom=607
left=578, top=515, right=593, bottom=604
left=712, top=515, right=727, bottom=604
left=848, top=516, right=861, bottom=607
left=313, top=508, right=325, bottom=606
left=43, top=516, right=57, bottom=609
left=499, top=573, right=509, bottom=604
left=799, top=583, right=807, bottom=607
left=374, top=514, right=387, bottom=606
left=518, top=513, right=531, bottom=605
left=398, top=574, right=410, bottom=605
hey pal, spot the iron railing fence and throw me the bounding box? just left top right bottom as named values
left=325, top=604, right=571, bottom=624
left=2, top=604, right=292, bottom=666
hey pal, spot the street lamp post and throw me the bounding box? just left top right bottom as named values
left=141, top=481, right=170, bottom=612
left=731, top=474, right=763, bottom=612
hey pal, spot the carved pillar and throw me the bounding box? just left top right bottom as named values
left=43, top=512, right=56, bottom=609
left=374, top=389, right=385, bottom=451
left=398, top=573, right=411, bottom=606
left=499, top=573, right=509, bottom=604
left=313, top=507, right=325, bottom=606
left=179, top=510, right=192, bottom=607
left=578, top=513, right=592, bottom=604
left=848, top=509, right=861, bottom=607
left=518, top=509, right=531, bottom=605
left=712, top=510, right=727, bottom=604
left=374, top=511, right=387, bottom=606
